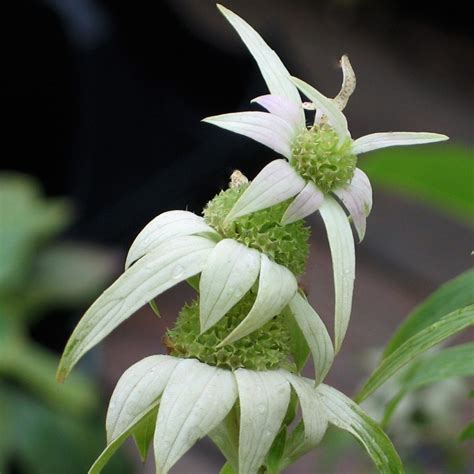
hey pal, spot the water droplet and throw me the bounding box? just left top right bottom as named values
left=257, top=404, right=266, bottom=414
left=172, top=264, right=184, bottom=279
left=265, top=430, right=272, bottom=437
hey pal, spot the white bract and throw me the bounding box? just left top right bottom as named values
left=57, top=210, right=333, bottom=384
left=88, top=354, right=399, bottom=474
left=203, top=5, right=448, bottom=351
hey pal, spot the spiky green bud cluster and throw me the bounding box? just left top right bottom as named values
left=291, top=124, right=356, bottom=193
left=203, top=185, right=310, bottom=276
left=166, top=293, right=294, bottom=371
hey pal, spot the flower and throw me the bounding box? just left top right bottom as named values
left=88, top=354, right=402, bottom=474
left=203, top=4, right=449, bottom=351
left=57, top=192, right=334, bottom=385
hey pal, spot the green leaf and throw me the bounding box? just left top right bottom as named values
left=283, top=309, right=310, bottom=372
left=318, top=384, right=404, bottom=474
left=31, top=242, right=117, bottom=309
left=265, top=426, right=287, bottom=474
left=383, top=269, right=474, bottom=357
left=89, top=403, right=159, bottom=474
left=133, top=407, right=158, bottom=462
left=0, top=173, right=72, bottom=292
left=148, top=299, right=161, bottom=317
left=219, top=462, right=237, bottom=474
left=403, top=342, right=474, bottom=392
left=382, top=342, right=474, bottom=427
left=459, top=421, right=474, bottom=441
left=359, top=144, right=474, bottom=223
left=356, top=305, right=474, bottom=403
left=1, top=341, right=98, bottom=416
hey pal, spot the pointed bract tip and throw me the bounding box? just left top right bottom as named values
left=56, top=367, right=67, bottom=384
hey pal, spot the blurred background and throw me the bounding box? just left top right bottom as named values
left=1, top=0, right=473, bottom=473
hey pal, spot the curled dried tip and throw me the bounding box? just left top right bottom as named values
left=334, top=55, right=356, bottom=111
left=229, top=170, right=249, bottom=188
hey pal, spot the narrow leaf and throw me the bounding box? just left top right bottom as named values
left=200, top=239, right=260, bottom=332
left=251, top=94, right=304, bottom=132
left=282, top=309, right=310, bottom=372
left=203, top=111, right=295, bottom=159
left=319, top=197, right=355, bottom=353
left=382, top=342, right=474, bottom=427
left=281, top=181, right=324, bottom=225
left=289, top=292, right=334, bottom=384
left=217, top=5, right=303, bottom=112
left=235, top=369, right=291, bottom=474
left=125, top=210, right=217, bottom=270
left=57, top=236, right=215, bottom=382
left=383, top=268, right=474, bottom=357
left=352, top=132, right=448, bottom=155
left=225, top=159, right=306, bottom=223
left=356, top=305, right=474, bottom=403
left=154, top=359, right=237, bottom=474
left=106, top=355, right=180, bottom=442
left=459, top=421, right=474, bottom=441
left=89, top=402, right=159, bottom=474
left=282, top=373, right=328, bottom=458
left=219, top=254, right=297, bottom=346
left=333, top=168, right=372, bottom=242
left=290, top=76, right=350, bottom=142
left=318, top=384, right=404, bottom=474
left=133, top=407, right=158, bottom=462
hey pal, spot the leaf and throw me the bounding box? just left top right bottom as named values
left=282, top=309, right=310, bottom=372
left=383, top=268, right=474, bottom=357
left=319, top=196, right=355, bottom=353
left=219, top=462, right=237, bottom=474
left=459, top=421, right=474, bottom=441
left=352, top=132, right=448, bottom=155
left=318, top=384, right=404, bottom=474
left=133, top=407, right=158, bottom=462
left=355, top=305, right=474, bottom=403
left=265, top=426, right=287, bottom=474
left=281, top=181, right=324, bottom=225
left=290, top=76, right=350, bottom=142
left=282, top=373, right=328, bottom=461
left=209, top=406, right=240, bottom=472
left=382, top=342, right=474, bottom=427
left=333, top=168, right=372, bottom=242
left=125, top=210, right=217, bottom=270
left=154, top=359, right=238, bottom=473
left=235, top=369, right=291, bottom=474
left=216, top=5, right=303, bottom=112
left=32, top=242, right=118, bottom=308
left=199, top=239, right=260, bottom=332
left=1, top=342, right=98, bottom=417
left=89, top=403, right=159, bottom=474
left=288, top=292, right=334, bottom=384
left=359, top=144, right=474, bottom=223
left=219, top=254, right=297, bottom=346
left=224, top=159, right=305, bottom=223
left=57, top=235, right=215, bottom=382
left=0, top=172, right=72, bottom=292
left=106, top=356, right=180, bottom=442
left=203, top=111, right=296, bottom=159
left=402, top=342, right=474, bottom=392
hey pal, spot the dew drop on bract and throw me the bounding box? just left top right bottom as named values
left=172, top=264, right=184, bottom=279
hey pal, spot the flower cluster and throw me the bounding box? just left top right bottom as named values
left=57, top=4, right=447, bottom=474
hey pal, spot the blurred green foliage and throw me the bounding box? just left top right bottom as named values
left=0, top=173, right=128, bottom=474
left=360, top=144, right=474, bottom=224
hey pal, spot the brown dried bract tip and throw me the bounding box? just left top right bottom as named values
left=334, top=55, right=356, bottom=111
left=229, top=169, right=249, bottom=188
